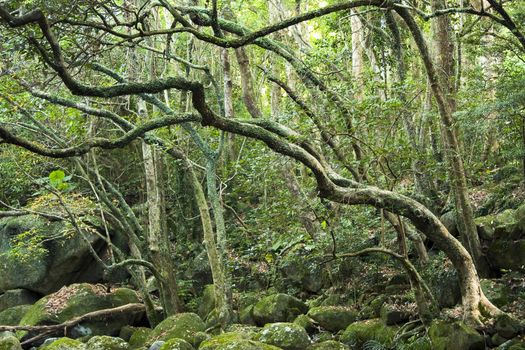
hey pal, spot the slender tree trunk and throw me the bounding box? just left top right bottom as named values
left=235, top=48, right=262, bottom=118
left=142, top=141, right=183, bottom=314
left=425, top=1, right=486, bottom=273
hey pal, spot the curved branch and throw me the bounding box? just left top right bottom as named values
left=0, top=114, right=200, bottom=158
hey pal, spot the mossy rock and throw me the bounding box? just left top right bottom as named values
left=240, top=305, right=256, bottom=326
left=85, top=336, right=128, bottom=350
left=307, top=306, right=357, bottom=332
left=399, top=335, right=432, bottom=350
left=0, top=305, right=31, bottom=326
left=199, top=332, right=249, bottom=350
left=428, top=320, right=484, bottom=350
left=306, top=340, right=349, bottom=350
left=38, top=337, right=86, bottom=350
left=488, top=240, right=525, bottom=272
left=0, top=332, right=22, bottom=350
left=379, top=304, right=411, bottom=325
left=253, top=294, right=308, bottom=326
left=128, top=327, right=152, bottom=349
left=202, top=339, right=281, bottom=350
left=18, top=284, right=141, bottom=340
left=0, top=216, right=104, bottom=295
left=340, top=319, right=396, bottom=349
left=158, top=338, right=194, bottom=350
left=257, top=322, right=310, bottom=350
left=0, top=289, right=39, bottom=313
left=198, top=285, right=216, bottom=319
left=146, top=313, right=205, bottom=347
left=495, top=314, right=522, bottom=339
left=293, top=314, right=316, bottom=333
left=224, top=324, right=260, bottom=338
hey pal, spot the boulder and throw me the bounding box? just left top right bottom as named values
left=197, top=285, right=216, bottom=319
left=202, top=339, right=281, bottom=350
left=380, top=304, right=411, bottom=325
left=239, top=305, right=256, bottom=326
left=257, top=323, right=310, bottom=350
left=199, top=332, right=252, bottom=350
left=38, top=337, right=86, bottom=350
left=85, top=336, right=129, bottom=350
left=0, top=289, right=39, bottom=312
left=306, top=341, right=349, bottom=350
left=0, top=305, right=31, bottom=326
left=253, top=294, right=308, bottom=326
left=279, top=257, right=324, bottom=293
left=440, top=211, right=459, bottom=237
left=0, top=216, right=104, bottom=294
left=307, top=306, right=358, bottom=332
left=0, top=332, right=22, bottom=350
left=128, top=327, right=152, bottom=348
left=146, top=313, right=205, bottom=347
left=495, top=314, right=522, bottom=339
left=428, top=320, right=484, bottom=350
left=292, top=315, right=316, bottom=334
left=340, top=319, right=396, bottom=348
left=18, top=284, right=142, bottom=341
left=158, top=338, right=193, bottom=350
left=488, top=240, right=525, bottom=271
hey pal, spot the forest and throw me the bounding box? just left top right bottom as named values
left=0, top=0, right=524, bottom=349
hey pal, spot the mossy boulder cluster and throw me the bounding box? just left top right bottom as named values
left=0, top=216, right=104, bottom=295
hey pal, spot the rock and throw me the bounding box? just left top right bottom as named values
left=495, top=314, right=522, bottom=339
left=200, top=332, right=282, bottom=350
left=380, top=304, right=411, bottom=325
left=119, top=326, right=143, bottom=342
left=148, top=341, right=165, bottom=350
left=279, top=258, right=324, bottom=293
left=257, top=322, right=310, bottom=350
left=0, top=289, right=40, bottom=312
left=440, top=211, right=459, bottom=237
left=252, top=294, right=308, bottom=326
left=0, top=216, right=105, bottom=295
left=340, top=319, right=396, bottom=348
left=307, top=306, right=358, bottom=332
left=129, top=327, right=152, bottom=348
left=146, top=313, right=205, bottom=347
left=0, top=305, right=31, bottom=326
left=198, top=285, right=216, bottom=320
left=18, top=284, right=142, bottom=341
left=85, top=336, right=128, bottom=350
left=475, top=216, right=496, bottom=240
left=428, top=320, right=484, bottom=350
left=158, top=338, right=193, bottom=350
left=38, top=337, right=86, bottom=350
left=293, top=315, right=316, bottom=333
left=240, top=305, right=256, bottom=326
left=488, top=240, right=525, bottom=271
left=183, top=251, right=212, bottom=290
left=0, top=332, right=22, bottom=350
left=306, top=341, right=349, bottom=350
left=424, top=261, right=461, bottom=308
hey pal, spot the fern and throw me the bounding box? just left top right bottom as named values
left=363, top=340, right=387, bottom=350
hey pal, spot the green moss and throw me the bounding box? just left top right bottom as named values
left=306, top=340, right=349, bottom=350
left=128, top=328, right=152, bottom=349
left=340, top=319, right=396, bottom=349
left=199, top=332, right=247, bottom=350
left=146, top=313, right=205, bottom=346
left=0, top=333, right=22, bottom=350
left=0, top=305, right=30, bottom=326
left=38, top=337, right=86, bottom=350
left=202, top=339, right=281, bottom=350
left=18, top=284, right=140, bottom=340
left=257, top=322, right=310, bottom=350
left=158, top=338, right=194, bottom=350
left=428, top=320, right=484, bottom=350
left=307, top=306, right=357, bottom=332
left=85, top=336, right=128, bottom=350
left=252, top=294, right=308, bottom=326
